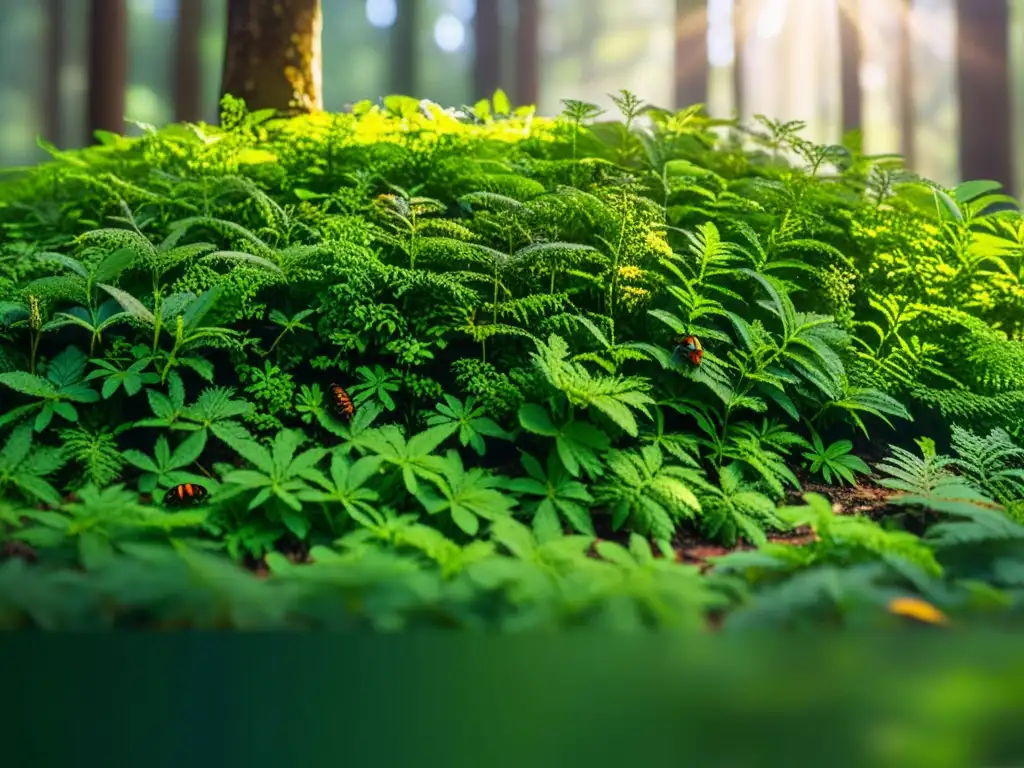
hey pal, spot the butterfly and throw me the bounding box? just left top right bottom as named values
left=326, top=383, right=356, bottom=422
left=672, top=335, right=704, bottom=367
left=163, top=483, right=208, bottom=507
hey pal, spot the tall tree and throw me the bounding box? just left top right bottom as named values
left=174, top=0, right=204, bottom=123
left=897, top=0, right=915, bottom=168
left=674, top=0, right=708, bottom=109
left=86, top=0, right=127, bottom=138
left=389, top=0, right=419, bottom=96
left=732, top=0, right=747, bottom=119
left=955, top=0, right=1013, bottom=193
left=514, top=0, right=539, bottom=107
left=838, top=0, right=862, bottom=134
left=473, top=0, right=502, bottom=101
left=42, top=0, right=65, bottom=145
left=220, top=0, right=323, bottom=114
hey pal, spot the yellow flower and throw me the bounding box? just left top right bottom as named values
left=887, top=596, right=949, bottom=626
left=618, top=265, right=643, bottom=281
left=644, top=230, right=673, bottom=258
left=29, top=295, right=41, bottom=331
left=618, top=285, right=651, bottom=310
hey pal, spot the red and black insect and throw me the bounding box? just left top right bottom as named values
left=326, top=383, right=356, bottom=422
left=673, top=335, right=704, bottom=367
left=163, top=483, right=208, bottom=507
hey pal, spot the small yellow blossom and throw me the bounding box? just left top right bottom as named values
left=644, top=230, right=673, bottom=258
left=887, top=596, right=948, bottom=626
left=619, top=285, right=651, bottom=306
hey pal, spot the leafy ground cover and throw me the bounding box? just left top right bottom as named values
left=1, top=91, right=1023, bottom=630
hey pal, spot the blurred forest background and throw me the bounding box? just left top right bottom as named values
left=0, top=0, right=1021, bottom=194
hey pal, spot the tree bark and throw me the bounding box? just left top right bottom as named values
left=175, top=0, right=204, bottom=122
left=473, top=0, right=503, bottom=101
left=42, top=0, right=65, bottom=145
left=732, top=0, right=746, bottom=119
left=838, top=0, right=862, bottom=134
left=514, top=0, right=539, bottom=107
left=220, top=0, right=323, bottom=114
left=674, top=0, right=708, bottom=109
left=955, top=0, right=1012, bottom=192
left=389, top=0, right=419, bottom=96
left=897, top=0, right=915, bottom=168
left=87, top=0, right=127, bottom=137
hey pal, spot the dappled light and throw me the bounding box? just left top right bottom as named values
left=4, top=7, right=1024, bottom=761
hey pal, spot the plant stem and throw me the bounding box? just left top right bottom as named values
left=265, top=328, right=289, bottom=356
left=29, top=330, right=40, bottom=376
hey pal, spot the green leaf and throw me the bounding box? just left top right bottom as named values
left=0, top=372, right=56, bottom=398
left=97, top=283, right=155, bottom=324
left=280, top=509, right=311, bottom=539
left=492, top=88, right=511, bottom=116
left=952, top=179, right=1002, bottom=204
left=170, top=430, right=208, bottom=469
left=202, top=251, right=284, bottom=274
left=92, top=247, right=138, bottom=283
left=518, top=403, right=558, bottom=436
left=122, top=449, right=159, bottom=473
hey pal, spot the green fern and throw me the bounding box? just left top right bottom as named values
left=693, top=463, right=787, bottom=547
left=949, top=424, right=1024, bottom=505
left=530, top=333, right=654, bottom=437
left=593, top=445, right=701, bottom=543
left=59, top=426, right=124, bottom=488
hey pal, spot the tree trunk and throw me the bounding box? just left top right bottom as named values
left=897, top=0, right=915, bottom=168
left=473, top=0, right=503, bottom=101
left=43, top=0, right=65, bottom=145
left=674, top=0, right=708, bottom=109
left=220, top=0, right=323, bottom=114
left=955, top=0, right=1012, bottom=192
left=514, top=0, right=539, bottom=107
left=175, top=0, right=204, bottom=122
left=87, top=0, right=127, bottom=138
left=732, top=0, right=746, bottom=120
left=838, top=0, right=862, bottom=134
left=389, top=0, right=419, bottom=96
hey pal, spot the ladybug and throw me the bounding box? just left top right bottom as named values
left=163, top=483, right=208, bottom=507
left=673, top=335, right=704, bottom=367
left=326, top=383, right=356, bottom=422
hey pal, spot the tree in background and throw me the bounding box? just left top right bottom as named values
left=87, top=0, right=127, bottom=137
left=220, top=0, right=323, bottom=114
left=674, top=0, right=708, bottom=109
left=174, top=0, right=203, bottom=123
left=955, top=0, right=1013, bottom=195
left=838, top=0, right=861, bottom=135
left=896, top=0, right=914, bottom=168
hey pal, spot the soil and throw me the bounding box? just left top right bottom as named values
left=669, top=472, right=897, bottom=572
left=0, top=540, right=38, bottom=564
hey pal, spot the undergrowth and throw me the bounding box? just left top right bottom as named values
left=0, top=91, right=1023, bottom=630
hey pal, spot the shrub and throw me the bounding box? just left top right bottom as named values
left=0, top=91, right=1023, bottom=630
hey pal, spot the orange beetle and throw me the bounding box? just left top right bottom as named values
left=673, top=335, right=704, bottom=367
left=163, top=483, right=208, bottom=507
left=326, top=383, right=356, bottom=422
